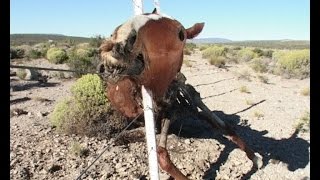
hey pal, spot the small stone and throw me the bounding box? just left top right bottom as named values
left=184, top=139, right=191, bottom=145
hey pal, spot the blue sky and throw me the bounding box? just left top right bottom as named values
left=10, top=0, right=310, bottom=41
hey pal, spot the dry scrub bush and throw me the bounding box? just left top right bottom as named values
left=272, top=49, right=310, bottom=79
left=239, top=85, right=250, bottom=93
left=300, top=87, right=310, bottom=96
left=237, top=48, right=257, bottom=62
left=202, top=45, right=227, bottom=59
left=295, top=111, right=310, bottom=133
left=67, top=47, right=99, bottom=77
left=257, top=74, right=269, bottom=84
left=47, top=47, right=68, bottom=64
left=50, top=74, right=128, bottom=137
left=250, top=58, right=269, bottom=73
left=183, top=59, right=193, bottom=67
left=208, top=55, right=226, bottom=68
left=237, top=69, right=252, bottom=81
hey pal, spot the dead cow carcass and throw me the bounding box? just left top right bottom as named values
left=98, top=9, right=262, bottom=170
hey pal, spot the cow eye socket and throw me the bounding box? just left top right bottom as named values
left=179, top=29, right=185, bottom=41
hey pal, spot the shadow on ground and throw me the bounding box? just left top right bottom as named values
left=169, top=109, right=310, bottom=179
left=10, top=81, right=60, bottom=91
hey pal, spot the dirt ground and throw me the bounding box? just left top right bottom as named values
left=10, top=50, right=310, bottom=180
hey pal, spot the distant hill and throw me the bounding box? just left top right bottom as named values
left=221, top=40, right=310, bottom=49
left=10, top=34, right=91, bottom=46
left=188, top=38, right=232, bottom=44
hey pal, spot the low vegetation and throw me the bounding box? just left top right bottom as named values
left=257, top=74, right=269, bottom=84
left=47, top=47, right=68, bottom=64
left=300, top=87, right=310, bottom=96
left=272, top=49, right=310, bottom=79
left=50, top=74, right=128, bottom=137
left=295, top=111, right=310, bottom=133
left=253, top=110, right=264, bottom=119
left=239, top=85, right=250, bottom=93
left=183, top=59, right=193, bottom=67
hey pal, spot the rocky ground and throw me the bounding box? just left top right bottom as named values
left=10, top=50, right=310, bottom=180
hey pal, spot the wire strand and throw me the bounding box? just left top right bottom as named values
left=75, top=112, right=143, bottom=180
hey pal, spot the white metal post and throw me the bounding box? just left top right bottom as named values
left=141, top=86, right=160, bottom=180
left=133, top=0, right=143, bottom=15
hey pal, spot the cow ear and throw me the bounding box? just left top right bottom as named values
left=152, top=8, right=157, bottom=14
left=186, top=22, right=205, bottom=39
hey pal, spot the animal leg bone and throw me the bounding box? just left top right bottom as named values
left=159, top=118, right=171, bottom=148
left=180, top=84, right=263, bottom=169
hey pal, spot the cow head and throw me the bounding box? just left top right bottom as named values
left=99, top=9, right=204, bottom=97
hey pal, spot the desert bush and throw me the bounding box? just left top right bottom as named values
left=208, top=55, right=226, bottom=68
left=250, top=58, right=268, bottom=73
left=70, top=141, right=89, bottom=157
left=253, top=110, right=264, bottom=119
left=199, top=45, right=210, bottom=51
left=76, top=43, right=91, bottom=49
left=295, top=111, right=310, bottom=132
left=252, top=48, right=264, bottom=57
left=47, top=47, right=68, bottom=64
left=67, top=48, right=99, bottom=78
left=237, top=69, right=252, bottom=81
left=28, top=49, right=43, bottom=59
left=70, top=74, right=107, bottom=106
left=185, top=43, right=197, bottom=50
left=237, top=48, right=257, bottom=62
left=89, top=35, right=104, bottom=48
left=16, top=69, right=27, bottom=79
left=232, top=46, right=242, bottom=50
left=10, top=47, right=26, bottom=59
left=183, top=59, right=192, bottom=67
left=183, top=48, right=192, bottom=55
left=263, top=49, right=274, bottom=58
left=239, top=85, right=250, bottom=93
left=50, top=74, right=127, bottom=137
left=202, top=46, right=227, bottom=59
left=257, top=74, right=269, bottom=83
left=300, top=87, right=310, bottom=96
left=273, top=49, right=310, bottom=79
left=16, top=69, right=39, bottom=80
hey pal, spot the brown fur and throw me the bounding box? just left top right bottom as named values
left=101, top=13, right=204, bottom=118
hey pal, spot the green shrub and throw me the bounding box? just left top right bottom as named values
left=239, top=85, right=250, bottom=93
left=50, top=98, right=71, bottom=128
left=295, top=111, right=310, bottom=132
left=250, top=58, right=268, bottom=73
left=202, top=46, right=227, bottom=59
left=71, top=74, right=107, bottom=106
left=10, top=47, right=25, bottom=59
left=184, top=48, right=192, bottom=55
left=208, top=55, right=226, bottom=68
left=199, top=45, right=209, bottom=51
left=28, top=49, right=43, bottom=59
left=67, top=48, right=99, bottom=78
left=237, top=48, right=257, bottom=62
left=183, top=59, right=192, bottom=67
left=89, top=35, right=104, bottom=48
left=263, top=50, right=274, bottom=58
left=47, top=47, right=68, bottom=64
left=16, top=69, right=27, bottom=79
left=300, top=87, right=310, bottom=96
left=273, top=49, right=310, bottom=79
left=50, top=74, right=127, bottom=137
left=257, top=74, right=269, bottom=83
left=252, top=48, right=264, bottom=57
